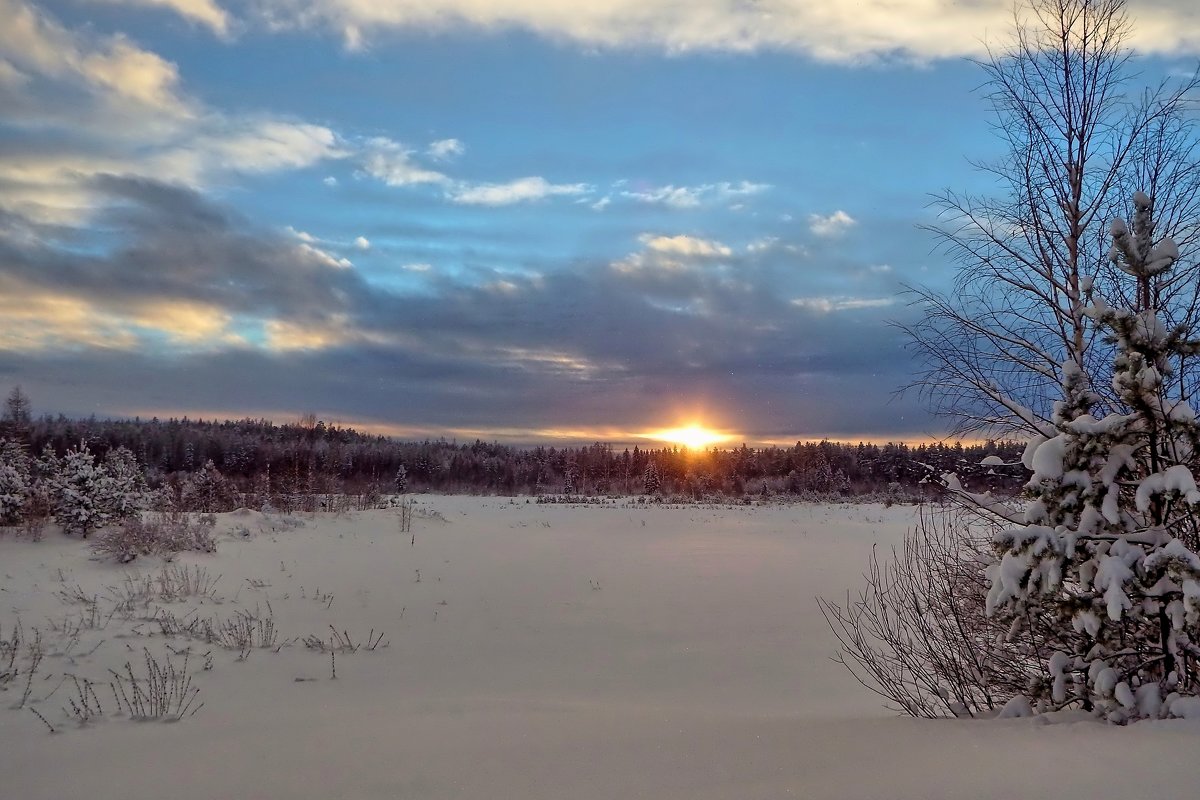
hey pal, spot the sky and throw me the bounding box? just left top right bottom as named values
left=1, top=0, right=1198, bottom=447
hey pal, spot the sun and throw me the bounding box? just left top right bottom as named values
left=649, top=425, right=731, bottom=449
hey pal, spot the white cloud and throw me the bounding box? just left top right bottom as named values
left=298, top=242, right=352, bottom=270
left=746, top=236, right=778, bottom=253
left=2, top=0, right=189, bottom=114
left=639, top=233, right=731, bottom=258
left=360, top=137, right=450, bottom=186
left=354, top=236, right=370, bottom=250
left=620, top=180, right=768, bottom=209
left=450, top=176, right=590, bottom=206
left=0, top=1, right=347, bottom=225
left=808, top=210, right=857, bottom=238
left=613, top=233, right=733, bottom=273
left=287, top=226, right=317, bottom=243
left=84, top=0, right=232, bottom=38
left=591, top=196, right=611, bottom=212
left=791, top=296, right=895, bottom=313
left=402, top=263, right=432, bottom=272
left=323, top=176, right=338, bottom=187
left=427, top=138, right=464, bottom=161
left=232, top=0, right=1200, bottom=62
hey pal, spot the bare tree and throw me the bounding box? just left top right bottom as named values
left=903, top=0, right=1200, bottom=440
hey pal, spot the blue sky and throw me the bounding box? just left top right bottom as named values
left=1, top=0, right=1196, bottom=445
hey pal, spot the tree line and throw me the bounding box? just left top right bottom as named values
left=0, top=390, right=1027, bottom=503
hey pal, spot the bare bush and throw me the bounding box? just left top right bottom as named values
left=91, top=513, right=217, bottom=563
left=0, top=620, right=45, bottom=708
left=107, top=648, right=202, bottom=720
left=818, top=506, right=1041, bottom=718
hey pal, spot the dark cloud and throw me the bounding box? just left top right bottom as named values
left=0, top=176, right=940, bottom=441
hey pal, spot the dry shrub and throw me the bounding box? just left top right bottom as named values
left=92, top=513, right=217, bottom=563
left=818, top=505, right=1038, bottom=718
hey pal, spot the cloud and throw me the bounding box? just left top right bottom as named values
left=0, top=174, right=936, bottom=439
left=640, top=234, right=731, bottom=258
left=0, top=1, right=345, bottom=227
left=620, top=181, right=768, bottom=209
left=229, top=0, right=1200, bottom=63
left=323, top=176, right=338, bottom=187
left=427, top=138, right=464, bottom=161
left=359, top=137, right=449, bottom=186
left=808, top=210, right=857, bottom=237
left=613, top=232, right=734, bottom=275
left=791, top=296, right=895, bottom=313
left=84, top=0, right=233, bottom=37
left=354, top=236, right=370, bottom=250
left=450, top=176, right=590, bottom=206
left=1, top=0, right=189, bottom=114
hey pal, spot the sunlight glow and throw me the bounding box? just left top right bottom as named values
left=645, top=425, right=732, bottom=449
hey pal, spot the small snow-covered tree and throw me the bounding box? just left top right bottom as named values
left=53, top=442, right=113, bottom=537
left=980, top=193, right=1200, bottom=721
left=0, top=438, right=30, bottom=524
left=394, top=464, right=408, bottom=494
left=102, top=446, right=150, bottom=522
left=180, top=460, right=233, bottom=513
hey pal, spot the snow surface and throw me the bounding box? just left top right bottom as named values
left=3, top=497, right=1200, bottom=799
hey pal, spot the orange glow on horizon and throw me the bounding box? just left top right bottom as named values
left=642, top=424, right=733, bottom=449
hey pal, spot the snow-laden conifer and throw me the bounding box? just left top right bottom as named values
left=0, top=438, right=30, bottom=524
left=52, top=442, right=114, bottom=537
left=979, top=192, right=1200, bottom=721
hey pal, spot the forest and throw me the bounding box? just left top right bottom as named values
left=0, top=388, right=1026, bottom=503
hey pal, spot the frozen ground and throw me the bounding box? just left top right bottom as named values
left=2, top=497, right=1199, bottom=799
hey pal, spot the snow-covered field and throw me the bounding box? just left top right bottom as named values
left=2, top=497, right=1198, bottom=799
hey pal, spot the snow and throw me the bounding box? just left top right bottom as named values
left=1135, top=465, right=1200, bottom=512
left=3, top=498, right=1200, bottom=800
left=1029, top=434, right=1067, bottom=480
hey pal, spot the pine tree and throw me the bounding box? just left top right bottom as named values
left=102, top=446, right=149, bottom=522
left=1, top=386, right=32, bottom=440
left=984, top=193, right=1200, bottom=721
left=394, top=464, right=408, bottom=494
left=53, top=442, right=114, bottom=537
left=181, top=460, right=233, bottom=513
left=643, top=461, right=661, bottom=495
left=0, top=438, right=30, bottom=524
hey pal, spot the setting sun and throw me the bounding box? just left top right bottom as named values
left=646, top=425, right=732, bottom=449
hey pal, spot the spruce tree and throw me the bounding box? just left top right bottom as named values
left=0, top=438, right=30, bottom=524
left=986, top=193, right=1200, bottom=721
left=643, top=462, right=661, bottom=495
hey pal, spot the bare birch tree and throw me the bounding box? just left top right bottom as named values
left=904, top=0, right=1200, bottom=440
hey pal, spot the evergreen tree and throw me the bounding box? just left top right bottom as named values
left=0, top=438, right=30, bottom=524
left=102, top=446, right=149, bottom=522
left=181, top=460, right=233, bottom=513
left=53, top=442, right=113, bottom=537
left=984, top=193, right=1200, bottom=721
left=394, top=464, right=408, bottom=494
left=643, top=461, right=661, bottom=495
